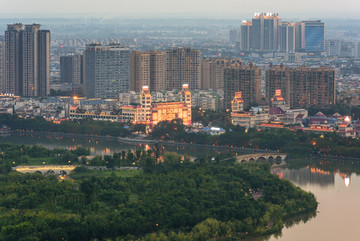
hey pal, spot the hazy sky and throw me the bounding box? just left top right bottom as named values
left=0, top=0, right=359, bottom=18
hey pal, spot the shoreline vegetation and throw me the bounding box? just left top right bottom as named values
left=1, top=114, right=360, bottom=159
left=0, top=143, right=318, bottom=241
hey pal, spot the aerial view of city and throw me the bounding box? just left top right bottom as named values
left=0, top=0, right=360, bottom=240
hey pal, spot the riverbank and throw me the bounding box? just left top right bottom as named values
left=16, top=130, right=277, bottom=155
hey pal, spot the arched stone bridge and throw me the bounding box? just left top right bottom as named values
left=12, top=165, right=76, bottom=175
left=236, top=153, right=287, bottom=164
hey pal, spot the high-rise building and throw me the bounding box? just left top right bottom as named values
left=266, top=65, right=290, bottom=106
left=130, top=50, right=166, bottom=93
left=250, top=13, right=280, bottom=51
left=0, top=36, right=4, bottom=92
left=84, top=43, right=130, bottom=98
left=267, top=66, right=335, bottom=109
left=4, top=23, right=50, bottom=96
left=325, top=40, right=341, bottom=56
left=60, top=54, right=83, bottom=84
left=289, top=67, right=335, bottom=108
left=223, top=63, right=261, bottom=110
left=149, top=50, right=166, bottom=92
left=295, top=20, right=325, bottom=52
left=130, top=51, right=150, bottom=92
left=165, top=47, right=201, bottom=90
left=240, top=21, right=252, bottom=51
left=229, top=29, right=241, bottom=42
left=279, top=22, right=295, bottom=52
left=201, top=58, right=241, bottom=90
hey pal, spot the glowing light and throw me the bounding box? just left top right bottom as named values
left=344, top=177, right=350, bottom=187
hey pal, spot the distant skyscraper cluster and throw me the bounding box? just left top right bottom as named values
left=3, top=23, right=50, bottom=97
left=231, top=13, right=325, bottom=53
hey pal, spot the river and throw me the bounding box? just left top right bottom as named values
left=1, top=133, right=359, bottom=240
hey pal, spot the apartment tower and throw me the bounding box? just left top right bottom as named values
left=223, top=63, right=261, bottom=110
left=201, top=58, right=242, bottom=90
left=165, top=47, right=201, bottom=90
left=4, top=23, right=50, bottom=96
left=130, top=50, right=166, bottom=92
left=266, top=66, right=335, bottom=108
left=84, top=43, right=130, bottom=98
left=60, top=54, right=83, bottom=84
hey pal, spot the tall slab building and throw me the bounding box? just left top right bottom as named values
left=4, top=23, right=50, bottom=96
left=295, top=20, right=325, bottom=52
left=266, top=66, right=335, bottom=108
left=84, top=43, right=130, bottom=98
left=165, top=47, right=201, bottom=90
left=130, top=50, right=165, bottom=92
left=0, top=36, right=4, bottom=92
left=223, top=63, right=261, bottom=110
left=60, top=54, right=83, bottom=84
left=201, top=58, right=242, bottom=90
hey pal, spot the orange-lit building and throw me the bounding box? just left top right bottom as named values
left=135, top=84, right=192, bottom=126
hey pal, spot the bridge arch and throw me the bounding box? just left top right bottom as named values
left=45, top=169, right=55, bottom=175
left=257, top=157, right=267, bottom=162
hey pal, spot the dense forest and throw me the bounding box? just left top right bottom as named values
left=0, top=144, right=318, bottom=241
left=0, top=114, right=133, bottom=137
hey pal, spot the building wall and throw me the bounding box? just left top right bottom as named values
left=266, top=66, right=290, bottom=106
left=4, top=23, right=50, bottom=97
left=130, top=51, right=150, bottom=92
left=165, top=47, right=201, bottom=90
left=224, top=64, right=261, bottom=110
left=201, top=58, right=241, bottom=90
left=149, top=50, right=165, bottom=92
left=60, top=54, right=82, bottom=85
left=0, top=37, right=4, bottom=92
left=84, top=43, right=130, bottom=98
left=289, top=67, right=335, bottom=108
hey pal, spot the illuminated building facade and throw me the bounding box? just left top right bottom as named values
left=231, top=91, right=269, bottom=128
left=135, top=84, right=192, bottom=126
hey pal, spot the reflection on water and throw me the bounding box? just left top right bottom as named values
left=271, top=166, right=335, bottom=187
left=0, top=132, right=218, bottom=157
left=255, top=162, right=360, bottom=241
left=245, top=211, right=317, bottom=241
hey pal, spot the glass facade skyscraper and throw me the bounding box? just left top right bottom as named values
left=302, top=21, right=325, bottom=52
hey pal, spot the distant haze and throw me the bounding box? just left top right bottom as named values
left=1, top=0, right=360, bottom=19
